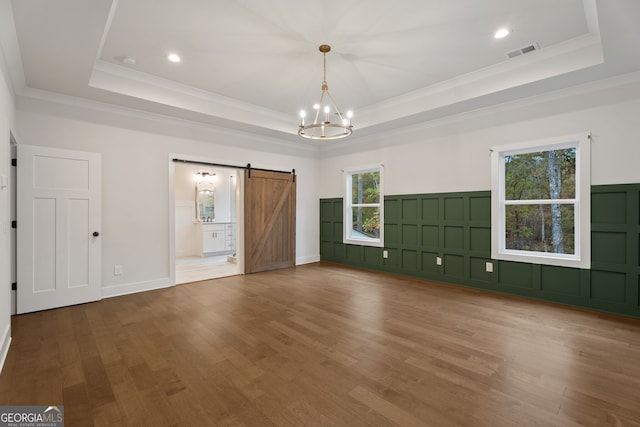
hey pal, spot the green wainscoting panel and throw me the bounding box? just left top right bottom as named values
left=422, top=225, right=439, bottom=248
left=384, top=248, right=399, bottom=269
left=320, top=185, right=640, bottom=318
left=386, top=224, right=399, bottom=246
left=421, top=251, right=439, bottom=274
left=592, top=192, right=627, bottom=224
left=444, top=197, right=464, bottom=221
left=470, top=257, right=493, bottom=283
left=332, top=242, right=345, bottom=259
left=364, top=246, right=383, bottom=266
left=386, top=199, right=400, bottom=221
left=421, top=198, right=439, bottom=222
left=402, top=224, right=419, bottom=246
left=402, top=249, right=418, bottom=271
left=321, top=221, right=332, bottom=240
left=444, top=226, right=464, bottom=250
left=470, top=227, right=491, bottom=252
left=540, top=265, right=581, bottom=296
left=444, top=254, right=465, bottom=278
left=333, top=223, right=343, bottom=241
left=499, top=261, right=534, bottom=289
left=402, top=198, right=419, bottom=221
left=592, top=232, right=627, bottom=265
left=591, top=270, right=627, bottom=303
left=469, top=196, right=491, bottom=222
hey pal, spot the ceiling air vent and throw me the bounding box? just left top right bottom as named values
left=505, top=42, right=540, bottom=59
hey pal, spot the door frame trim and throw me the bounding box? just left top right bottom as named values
left=168, top=153, right=245, bottom=284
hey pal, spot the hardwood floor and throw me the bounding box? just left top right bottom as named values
left=1, top=262, right=640, bottom=426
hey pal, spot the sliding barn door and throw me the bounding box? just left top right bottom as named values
left=244, top=170, right=296, bottom=273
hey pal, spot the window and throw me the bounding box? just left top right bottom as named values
left=344, top=165, right=384, bottom=247
left=491, top=134, right=590, bottom=268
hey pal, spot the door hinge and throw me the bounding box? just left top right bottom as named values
left=11, top=158, right=16, bottom=167
left=11, top=220, right=17, bottom=229
left=11, top=283, right=16, bottom=291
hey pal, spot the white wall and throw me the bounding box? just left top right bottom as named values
left=0, top=39, right=16, bottom=373
left=16, top=105, right=320, bottom=297
left=319, top=72, right=640, bottom=197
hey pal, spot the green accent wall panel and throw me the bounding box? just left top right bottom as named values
left=402, top=249, right=418, bottom=271
left=591, top=271, right=627, bottom=303
left=402, top=199, right=419, bottom=221
left=470, top=257, right=493, bottom=283
left=421, top=225, right=439, bottom=248
left=386, top=224, right=399, bottom=246
left=346, top=244, right=364, bottom=264
left=592, top=192, right=627, bottom=224
left=469, top=196, right=491, bottom=222
left=421, top=198, right=439, bottom=222
left=499, top=261, right=533, bottom=289
left=470, top=227, right=491, bottom=252
left=385, top=199, right=400, bottom=221
left=321, top=185, right=640, bottom=318
left=444, top=197, right=464, bottom=221
left=444, top=226, right=464, bottom=250
left=402, top=224, right=418, bottom=246
left=421, top=251, right=439, bottom=274
left=364, top=246, right=383, bottom=266
left=541, top=266, right=581, bottom=296
left=444, top=254, right=465, bottom=278
left=592, top=232, right=627, bottom=266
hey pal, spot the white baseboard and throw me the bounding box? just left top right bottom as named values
left=296, top=255, right=320, bottom=265
left=0, top=323, right=11, bottom=375
left=102, top=277, right=174, bottom=299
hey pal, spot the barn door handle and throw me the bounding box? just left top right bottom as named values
left=93, top=231, right=100, bottom=237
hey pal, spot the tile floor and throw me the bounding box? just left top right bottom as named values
left=175, top=255, right=240, bottom=284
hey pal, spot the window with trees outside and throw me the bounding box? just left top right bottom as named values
left=491, top=134, right=591, bottom=268
left=344, top=165, right=384, bottom=247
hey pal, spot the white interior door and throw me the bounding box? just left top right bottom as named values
left=17, top=145, right=101, bottom=314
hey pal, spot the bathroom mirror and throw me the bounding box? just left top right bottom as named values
left=196, top=181, right=215, bottom=221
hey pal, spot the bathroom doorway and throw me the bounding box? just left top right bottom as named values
left=173, top=161, right=242, bottom=284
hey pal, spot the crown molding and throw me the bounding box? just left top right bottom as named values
left=16, top=87, right=320, bottom=157
left=320, top=69, right=640, bottom=158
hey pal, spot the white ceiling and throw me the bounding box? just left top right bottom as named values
left=4, top=0, right=640, bottom=147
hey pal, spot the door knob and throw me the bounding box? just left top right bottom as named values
left=93, top=231, right=100, bottom=237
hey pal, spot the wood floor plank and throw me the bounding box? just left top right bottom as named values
left=1, top=262, right=640, bottom=426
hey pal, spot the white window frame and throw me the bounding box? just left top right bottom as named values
left=491, top=133, right=591, bottom=269
left=344, top=164, right=384, bottom=247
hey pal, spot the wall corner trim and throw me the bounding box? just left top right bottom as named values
left=0, top=324, right=11, bottom=375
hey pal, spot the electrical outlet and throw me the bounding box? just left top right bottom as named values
left=486, top=262, right=494, bottom=273
left=383, top=250, right=388, bottom=259
left=114, top=265, right=123, bottom=276
left=436, top=257, right=442, bottom=266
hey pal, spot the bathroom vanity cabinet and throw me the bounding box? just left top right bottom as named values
left=197, top=222, right=235, bottom=256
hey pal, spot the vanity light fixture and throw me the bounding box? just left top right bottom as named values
left=196, top=172, right=216, bottom=183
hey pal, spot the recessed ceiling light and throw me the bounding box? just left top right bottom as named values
left=494, top=28, right=510, bottom=39
left=167, top=53, right=181, bottom=63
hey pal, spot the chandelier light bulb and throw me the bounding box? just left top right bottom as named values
left=313, top=104, right=320, bottom=110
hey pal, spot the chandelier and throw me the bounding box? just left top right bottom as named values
left=298, top=45, right=353, bottom=140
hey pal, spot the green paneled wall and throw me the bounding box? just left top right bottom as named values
left=320, top=185, right=640, bottom=318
